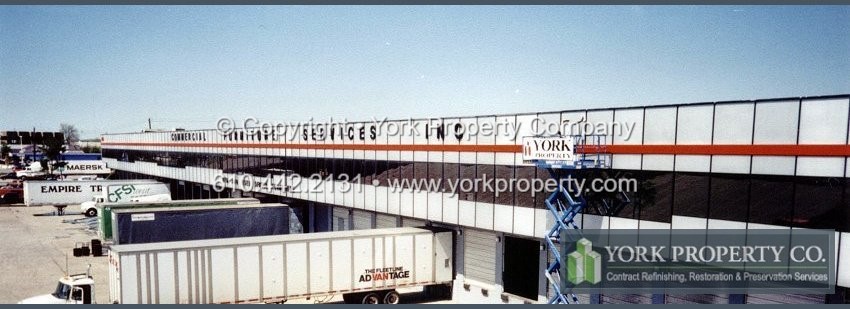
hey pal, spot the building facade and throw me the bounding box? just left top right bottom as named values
left=101, top=94, right=850, bottom=304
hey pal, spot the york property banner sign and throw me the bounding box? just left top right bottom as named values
left=560, top=229, right=834, bottom=294
left=522, top=136, right=575, bottom=163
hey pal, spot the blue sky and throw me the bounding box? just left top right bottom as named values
left=1, top=6, right=848, bottom=139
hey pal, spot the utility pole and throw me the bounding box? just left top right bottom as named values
left=148, top=118, right=152, bottom=130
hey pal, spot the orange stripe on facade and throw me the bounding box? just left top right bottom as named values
left=101, top=142, right=850, bottom=157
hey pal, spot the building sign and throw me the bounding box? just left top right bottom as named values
left=560, top=229, right=835, bottom=294
left=62, top=161, right=111, bottom=175
left=522, top=136, right=576, bottom=163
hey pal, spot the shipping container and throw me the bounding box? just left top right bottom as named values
left=108, top=227, right=454, bottom=304
left=110, top=203, right=292, bottom=245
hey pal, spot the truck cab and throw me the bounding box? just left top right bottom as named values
left=18, top=273, right=95, bottom=304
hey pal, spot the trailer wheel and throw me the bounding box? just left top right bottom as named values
left=382, top=290, right=400, bottom=304
left=85, top=208, right=97, bottom=217
left=361, top=293, right=380, bottom=304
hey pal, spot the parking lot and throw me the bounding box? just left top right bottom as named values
left=0, top=201, right=449, bottom=304
left=0, top=204, right=108, bottom=304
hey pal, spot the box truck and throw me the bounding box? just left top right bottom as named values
left=108, top=227, right=454, bottom=304
left=96, top=198, right=260, bottom=241
left=110, top=203, right=292, bottom=245
left=80, top=182, right=171, bottom=217
left=23, top=179, right=162, bottom=207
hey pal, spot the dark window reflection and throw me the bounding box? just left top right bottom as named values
left=709, top=174, right=749, bottom=222
left=749, top=175, right=794, bottom=226
left=673, top=173, right=709, bottom=218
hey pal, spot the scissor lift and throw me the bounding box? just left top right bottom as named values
left=527, top=135, right=613, bottom=304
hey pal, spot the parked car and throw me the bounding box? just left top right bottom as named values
left=0, top=183, right=24, bottom=204
left=0, top=172, right=18, bottom=180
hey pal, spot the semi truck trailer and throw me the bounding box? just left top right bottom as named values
left=108, top=227, right=454, bottom=304
left=96, top=198, right=260, bottom=241
left=110, top=203, right=292, bottom=245
left=80, top=182, right=172, bottom=217
left=23, top=179, right=161, bottom=207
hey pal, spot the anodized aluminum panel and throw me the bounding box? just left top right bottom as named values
left=428, top=191, right=443, bottom=221
left=474, top=202, right=494, bottom=230
left=753, top=100, right=799, bottom=144
left=643, top=107, right=677, bottom=144
left=513, top=206, right=534, bottom=237
left=671, top=215, right=707, bottom=230
left=609, top=217, right=639, bottom=229
left=796, top=98, right=849, bottom=177
left=458, top=200, right=476, bottom=227
left=413, top=189, right=428, bottom=219
left=707, top=219, right=747, bottom=229
left=442, top=193, right=459, bottom=224
left=587, top=109, right=614, bottom=145
left=492, top=203, right=513, bottom=233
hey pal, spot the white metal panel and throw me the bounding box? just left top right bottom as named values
left=308, top=241, right=330, bottom=294
left=534, top=208, right=552, bottom=237
left=474, top=202, right=494, bottom=230
left=156, top=252, right=176, bottom=304
left=353, top=237, right=374, bottom=291
left=394, top=234, right=415, bottom=286
left=458, top=200, right=476, bottom=227
left=612, top=154, right=642, bottom=170
left=387, top=186, right=400, bottom=215
left=400, top=187, right=414, bottom=217
left=587, top=110, right=615, bottom=145
left=427, top=191, right=442, bottom=222
left=434, top=232, right=454, bottom=282
left=643, top=107, right=677, bottom=144
left=285, top=243, right=308, bottom=296
left=375, top=186, right=388, bottom=214
left=609, top=217, right=639, bottom=229
left=210, top=248, right=235, bottom=303
left=613, top=108, right=643, bottom=145
left=237, top=246, right=260, bottom=302
left=492, top=203, right=513, bottom=233
left=753, top=100, right=799, bottom=144
left=581, top=214, right=608, bottom=229
left=799, top=98, right=848, bottom=144
left=364, top=185, right=376, bottom=212
left=442, top=194, right=459, bottom=224
left=751, top=156, right=796, bottom=176
left=674, top=155, right=711, bottom=173
left=415, top=233, right=434, bottom=283
left=331, top=239, right=353, bottom=292
left=260, top=244, right=284, bottom=300
left=121, top=254, right=139, bottom=304
left=796, top=158, right=845, bottom=177
left=707, top=219, right=747, bottom=229
left=638, top=220, right=670, bottom=230
left=176, top=251, right=189, bottom=304
left=512, top=207, right=534, bottom=237
left=711, top=155, right=750, bottom=174
left=671, top=216, right=707, bottom=229
left=413, top=189, right=428, bottom=219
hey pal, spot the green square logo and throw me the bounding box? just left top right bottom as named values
left=567, top=238, right=601, bottom=285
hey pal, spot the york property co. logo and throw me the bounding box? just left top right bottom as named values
left=567, top=238, right=602, bottom=285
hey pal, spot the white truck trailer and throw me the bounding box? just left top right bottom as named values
left=80, top=182, right=172, bottom=217
left=23, top=179, right=161, bottom=207
left=108, top=227, right=454, bottom=304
